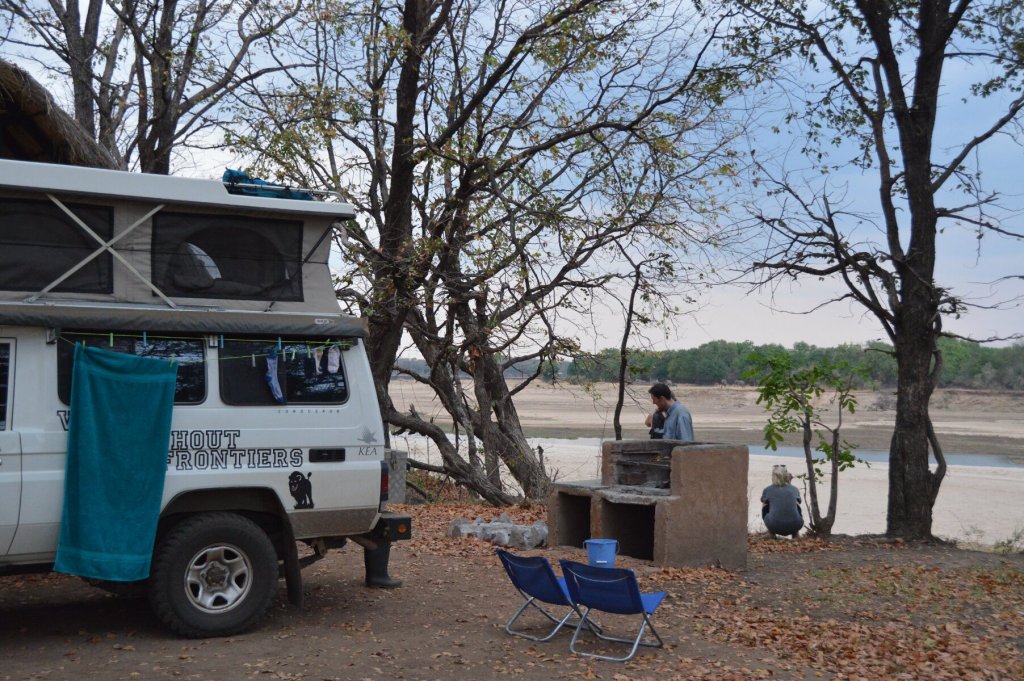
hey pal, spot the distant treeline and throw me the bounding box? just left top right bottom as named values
left=393, top=357, right=562, bottom=380
left=566, top=339, right=1024, bottom=390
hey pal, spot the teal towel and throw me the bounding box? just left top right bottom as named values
left=54, top=344, right=177, bottom=581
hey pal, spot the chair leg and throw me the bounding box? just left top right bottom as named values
left=505, top=596, right=576, bottom=642
left=616, top=616, right=663, bottom=663
left=568, top=607, right=595, bottom=657
left=640, top=613, right=664, bottom=649
left=569, top=609, right=664, bottom=662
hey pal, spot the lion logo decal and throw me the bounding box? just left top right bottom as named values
left=289, top=471, right=314, bottom=509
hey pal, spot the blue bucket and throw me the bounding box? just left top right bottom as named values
left=584, top=538, right=619, bottom=568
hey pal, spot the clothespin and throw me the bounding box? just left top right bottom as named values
left=109, top=332, right=114, bottom=347
left=142, top=331, right=148, bottom=347
left=251, top=353, right=256, bottom=367
left=277, top=337, right=282, bottom=351
left=219, top=334, right=224, bottom=348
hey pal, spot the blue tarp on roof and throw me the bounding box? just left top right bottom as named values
left=223, top=169, right=314, bottom=201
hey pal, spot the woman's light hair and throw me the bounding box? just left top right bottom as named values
left=771, top=464, right=792, bottom=486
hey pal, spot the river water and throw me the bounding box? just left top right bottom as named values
left=390, top=433, right=1024, bottom=543
left=521, top=437, right=1022, bottom=468
left=391, top=434, right=1023, bottom=470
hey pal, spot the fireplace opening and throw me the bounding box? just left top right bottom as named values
left=599, top=499, right=655, bottom=561
left=553, top=491, right=591, bottom=548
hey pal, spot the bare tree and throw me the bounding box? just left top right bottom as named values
left=734, top=0, right=1024, bottom=538
left=0, top=0, right=302, bottom=172
left=609, top=247, right=687, bottom=441
left=229, top=0, right=748, bottom=502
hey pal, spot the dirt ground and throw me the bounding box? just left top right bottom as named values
left=386, top=381, right=1024, bottom=458
left=2, top=384, right=1021, bottom=679
left=2, top=502, right=1021, bottom=681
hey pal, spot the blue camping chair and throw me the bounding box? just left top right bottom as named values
left=496, top=549, right=592, bottom=642
left=559, top=559, right=666, bottom=662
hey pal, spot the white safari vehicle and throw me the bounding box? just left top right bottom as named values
left=0, top=158, right=409, bottom=637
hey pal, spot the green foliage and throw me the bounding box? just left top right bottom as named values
left=992, top=527, right=1024, bottom=555
left=567, top=339, right=1024, bottom=390
left=743, top=351, right=862, bottom=473
left=744, top=349, right=866, bottom=536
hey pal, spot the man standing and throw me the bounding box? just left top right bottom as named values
left=648, top=383, right=694, bottom=441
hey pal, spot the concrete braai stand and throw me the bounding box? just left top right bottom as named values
left=547, top=440, right=749, bottom=568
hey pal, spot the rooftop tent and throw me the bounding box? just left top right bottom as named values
left=0, top=301, right=367, bottom=338
left=0, top=158, right=358, bottom=316
left=153, top=212, right=304, bottom=301
left=0, top=198, right=113, bottom=293
left=0, top=159, right=353, bottom=217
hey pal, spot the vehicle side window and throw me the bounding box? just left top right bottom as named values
left=0, top=343, right=9, bottom=430
left=219, top=338, right=350, bottom=406
left=57, top=332, right=206, bottom=406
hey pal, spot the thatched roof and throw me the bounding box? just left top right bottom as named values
left=0, top=59, right=117, bottom=169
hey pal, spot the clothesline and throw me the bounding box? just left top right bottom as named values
left=57, top=331, right=353, bottom=362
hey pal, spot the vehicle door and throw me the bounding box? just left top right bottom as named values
left=0, top=339, right=22, bottom=555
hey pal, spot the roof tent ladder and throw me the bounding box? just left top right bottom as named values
left=26, top=195, right=177, bottom=308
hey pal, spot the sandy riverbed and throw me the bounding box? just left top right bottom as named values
left=388, top=380, right=1024, bottom=545
left=388, top=380, right=1024, bottom=456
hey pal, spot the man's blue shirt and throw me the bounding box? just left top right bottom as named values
left=663, top=401, right=694, bottom=441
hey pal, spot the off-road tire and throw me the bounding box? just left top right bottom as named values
left=148, top=512, right=279, bottom=638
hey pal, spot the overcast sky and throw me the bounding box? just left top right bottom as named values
left=178, top=80, right=1024, bottom=355
left=180, top=111, right=1023, bottom=353
left=660, top=55, right=1024, bottom=351
left=14, top=8, right=1018, bottom=353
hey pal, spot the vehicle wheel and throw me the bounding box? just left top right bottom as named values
left=148, top=512, right=279, bottom=638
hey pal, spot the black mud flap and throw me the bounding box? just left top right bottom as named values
left=373, top=512, right=412, bottom=541
left=282, top=521, right=304, bottom=608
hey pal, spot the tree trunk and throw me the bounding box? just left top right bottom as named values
left=405, top=327, right=542, bottom=503
left=821, top=428, right=839, bottom=537
left=886, top=303, right=938, bottom=539
left=387, top=395, right=515, bottom=505
left=873, top=0, right=945, bottom=540
left=884, top=99, right=942, bottom=539
left=57, top=0, right=100, bottom=139
left=422, top=282, right=549, bottom=499
left=613, top=260, right=644, bottom=440
left=470, top=351, right=547, bottom=499
left=801, top=412, right=824, bottom=532
left=139, top=126, right=175, bottom=174
left=365, top=0, right=430, bottom=397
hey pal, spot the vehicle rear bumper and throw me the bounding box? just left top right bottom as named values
left=372, top=512, right=412, bottom=541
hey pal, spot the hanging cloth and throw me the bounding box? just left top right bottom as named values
left=54, top=345, right=177, bottom=581
left=326, top=346, right=341, bottom=374
left=266, top=349, right=286, bottom=403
